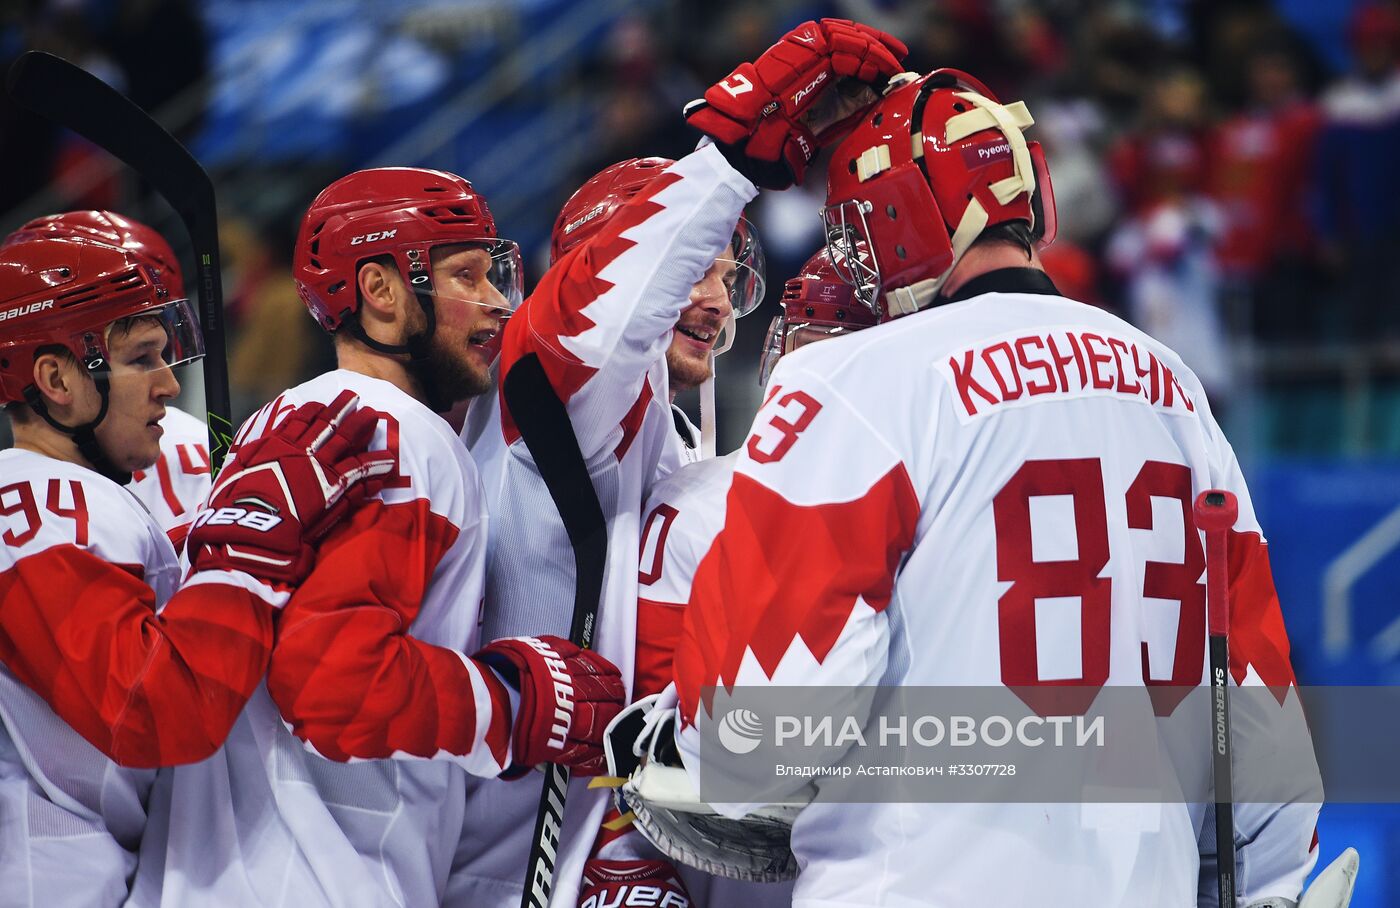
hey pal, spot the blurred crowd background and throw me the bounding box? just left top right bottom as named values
left=2, top=0, right=1399, bottom=900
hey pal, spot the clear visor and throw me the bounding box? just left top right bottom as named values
left=93, top=297, right=205, bottom=377
left=718, top=216, right=767, bottom=318
left=820, top=201, right=881, bottom=315
left=422, top=239, right=525, bottom=314
left=757, top=315, right=859, bottom=386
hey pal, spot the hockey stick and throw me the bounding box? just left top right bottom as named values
left=6, top=51, right=234, bottom=470
left=1194, top=489, right=1240, bottom=908
left=501, top=352, right=609, bottom=908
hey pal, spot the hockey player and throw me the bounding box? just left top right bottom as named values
left=636, top=244, right=879, bottom=698
left=0, top=234, right=391, bottom=907
left=2, top=210, right=212, bottom=544
left=547, top=156, right=766, bottom=462
left=448, top=20, right=909, bottom=908
left=666, top=69, right=1322, bottom=906
left=579, top=248, right=881, bottom=908
left=124, top=167, right=625, bottom=908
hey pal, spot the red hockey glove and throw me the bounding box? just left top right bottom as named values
left=187, top=390, right=395, bottom=588
left=476, top=635, right=625, bottom=777
left=579, top=859, right=691, bottom=908
left=685, top=18, right=908, bottom=189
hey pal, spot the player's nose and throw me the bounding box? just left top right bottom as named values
left=152, top=363, right=180, bottom=401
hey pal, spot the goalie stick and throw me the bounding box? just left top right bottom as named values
left=1195, top=489, right=1241, bottom=908
left=501, top=352, right=608, bottom=908
left=5, top=50, right=234, bottom=469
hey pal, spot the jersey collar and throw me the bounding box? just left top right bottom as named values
left=940, top=267, right=1061, bottom=305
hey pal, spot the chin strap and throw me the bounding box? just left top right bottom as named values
left=23, top=373, right=131, bottom=486
left=346, top=286, right=452, bottom=413
left=697, top=314, right=737, bottom=459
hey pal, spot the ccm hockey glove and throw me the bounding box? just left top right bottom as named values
left=684, top=18, right=907, bottom=189
left=187, top=390, right=395, bottom=587
left=476, top=635, right=625, bottom=777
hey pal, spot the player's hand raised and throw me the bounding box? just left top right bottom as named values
left=476, top=635, right=625, bottom=777
left=187, top=390, right=395, bottom=588
left=684, top=18, right=908, bottom=189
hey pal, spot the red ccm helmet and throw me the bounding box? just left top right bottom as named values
left=294, top=167, right=523, bottom=335
left=759, top=244, right=880, bottom=385
left=823, top=69, right=1057, bottom=320
left=0, top=237, right=203, bottom=406
left=4, top=210, right=186, bottom=298
left=551, top=157, right=767, bottom=321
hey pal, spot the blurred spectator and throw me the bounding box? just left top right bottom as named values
left=1312, top=2, right=1400, bottom=339
left=222, top=218, right=326, bottom=422
left=1108, top=67, right=1213, bottom=215
left=1211, top=42, right=1321, bottom=339
left=1107, top=199, right=1232, bottom=409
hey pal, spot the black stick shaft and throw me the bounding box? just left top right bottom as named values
left=502, top=353, right=608, bottom=908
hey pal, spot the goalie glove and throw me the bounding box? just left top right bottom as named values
left=475, top=635, right=625, bottom=776
left=601, top=687, right=804, bottom=882
left=187, top=390, right=394, bottom=588
left=684, top=18, right=907, bottom=190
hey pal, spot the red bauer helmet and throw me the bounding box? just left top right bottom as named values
left=5, top=209, right=186, bottom=298
left=293, top=167, right=522, bottom=334
left=759, top=243, right=880, bottom=385
left=823, top=69, right=1057, bottom=320
left=551, top=157, right=767, bottom=319
left=0, top=236, right=203, bottom=405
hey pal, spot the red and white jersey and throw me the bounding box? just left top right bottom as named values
left=450, top=143, right=756, bottom=907
left=674, top=285, right=1319, bottom=907
left=131, top=369, right=503, bottom=908
left=0, top=447, right=280, bottom=906
left=126, top=404, right=211, bottom=548
left=636, top=451, right=738, bottom=697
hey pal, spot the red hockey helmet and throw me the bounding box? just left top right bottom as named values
left=293, top=167, right=522, bottom=333
left=0, top=236, right=203, bottom=405
left=759, top=244, right=880, bottom=385
left=551, top=157, right=767, bottom=318
left=823, top=69, right=1056, bottom=320
left=5, top=210, right=185, bottom=298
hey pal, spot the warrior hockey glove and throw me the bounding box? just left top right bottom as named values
left=684, top=18, right=908, bottom=189
left=187, top=390, right=395, bottom=587
left=579, top=859, right=691, bottom=908
left=476, top=635, right=625, bottom=777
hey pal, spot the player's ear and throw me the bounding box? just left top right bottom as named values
left=30, top=349, right=81, bottom=410
left=356, top=259, right=402, bottom=323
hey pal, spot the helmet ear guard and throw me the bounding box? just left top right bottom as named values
left=1028, top=141, right=1057, bottom=248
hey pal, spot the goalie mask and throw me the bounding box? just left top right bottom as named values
left=5, top=209, right=186, bottom=298
left=823, top=69, right=1057, bottom=320
left=759, top=243, right=880, bottom=386
left=0, top=236, right=204, bottom=481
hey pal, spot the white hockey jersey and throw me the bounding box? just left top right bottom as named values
left=126, top=404, right=211, bottom=546
left=0, top=452, right=167, bottom=907
left=636, top=451, right=738, bottom=697
left=130, top=369, right=506, bottom=908
left=634, top=449, right=796, bottom=907
left=451, top=143, right=756, bottom=907
left=674, top=279, right=1320, bottom=907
